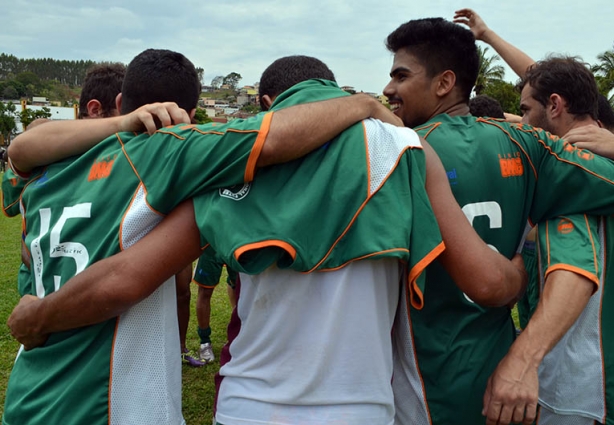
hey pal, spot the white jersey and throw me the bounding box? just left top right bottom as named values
left=215, top=259, right=401, bottom=425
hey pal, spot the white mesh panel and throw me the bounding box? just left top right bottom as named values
left=392, top=280, right=431, bottom=425
left=538, top=408, right=598, bottom=425
left=364, top=119, right=421, bottom=196
left=121, top=184, right=163, bottom=249
left=110, top=185, right=184, bottom=425
left=538, top=218, right=606, bottom=422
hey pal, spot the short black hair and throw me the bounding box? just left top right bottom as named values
left=79, top=63, right=125, bottom=118
left=518, top=56, right=599, bottom=120
left=469, top=95, right=505, bottom=119
left=258, top=55, right=336, bottom=110
left=386, top=18, right=479, bottom=102
left=597, top=94, right=614, bottom=132
left=121, top=49, right=200, bottom=114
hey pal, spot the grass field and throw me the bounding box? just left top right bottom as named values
left=0, top=193, right=232, bottom=424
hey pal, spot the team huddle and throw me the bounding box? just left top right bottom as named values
left=2, top=9, right=614, bottom=425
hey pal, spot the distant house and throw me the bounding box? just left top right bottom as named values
left=211, top=117, right=228, bottom=124
left=32, top=96, right=50, bottom=106
left=201, top=85, right=213, bottom=93
left=340, top=86, right=356, bottom=94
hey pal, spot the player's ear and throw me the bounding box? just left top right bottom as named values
left=435, top=70, right=456, bottom=97
left=549, top=94, right=564, bottom=118
left=189, top=108, right=196, bottom=120
left=261, top=95, right=274, bottom=110
left=115, top=93, right=123, bottom=112
left=86, top=99, right=103, bottom=118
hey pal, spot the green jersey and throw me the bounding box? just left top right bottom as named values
left=193, top=79, right=443, bottom=304
left=2, top=115, right=270, bottom=425
left=2, top=169, right=33, bottom=296
left=537, top=214, right=612, bottom=424
left=2, top=169, right=25, bottom=217
left=395, top=114, right=614, bottom=425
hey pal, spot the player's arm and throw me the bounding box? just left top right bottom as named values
left=8, top=102, right=191, bottom=173
left=482, top=270, right=593, bottom=425
left=453, top=8, right=535, bottom=78
left=7, top=200, right=202, bottom=350
left=256, top=93, right=401, bottom=166
left=422, top=140, right=527, bottom=306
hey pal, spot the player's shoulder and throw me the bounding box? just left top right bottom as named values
left=364, top=118, right=422, bottom=148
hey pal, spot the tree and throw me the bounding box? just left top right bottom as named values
left=0, top=101, right=18, bottom=146
left=481, top=80, right=521, bottom=115
left=19, top=107, right=52, bottom=130
left=211, top=75, right=224, bottom=90
left=592, top=45, right=614, bottom=102
left=195, top=67, right=205, bottom=86
left=223, top=72, right=242, bottom=91
left=474, top=46, right=506, bottom=95
left=193, top=108, right=212, bottom=124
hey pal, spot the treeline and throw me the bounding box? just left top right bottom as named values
left=0, top=53, right=96, bottom=86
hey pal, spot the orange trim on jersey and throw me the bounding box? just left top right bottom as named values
left=414, top=122, right=442, bottom=139
left=307, top=145, right=418, bottom=273
left=408, top=241, right=446, bottom=310
left=2, top=168, right=44, bottom=217
left=234, top=238, right=297, bottom=262
left=313, top=248, right=411, bottom=272
left=191, top=279, right=217, bottom=289
left=118, top=185, right=142, bottom=251
left=403, top=270, right=435, bottom=424
left=244, top=112, right=272, bottom=182
left=108, top=317, right=121, bottom=424
left=544, top=264, right=600, bottom=290
left=584, top=214, right=600, bottom=277
left=117, top=133, right=144, bottom=183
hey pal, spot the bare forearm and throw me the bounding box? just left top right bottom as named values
left=480, top=29, right=535, bottom=78
left=9, top=117, right=123, bottom=172
left=257, top=94, right=389, bottom=166
left=509, top=270, right=593, bottom=365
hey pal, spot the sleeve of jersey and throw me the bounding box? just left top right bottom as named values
left=406, top=148, right=445, bottom=310
left=524, top=125, right=614, bottom=221
left=2, top=169, right=26, bottom=217
left=537, top=214, right=601, bottom=293
left=125, top=112, right=272, bottom=214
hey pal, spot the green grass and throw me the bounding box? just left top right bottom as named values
left=0, top=194, right=231, bottom=424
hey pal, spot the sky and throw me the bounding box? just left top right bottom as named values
left=1, top=0, right=613, bottom=95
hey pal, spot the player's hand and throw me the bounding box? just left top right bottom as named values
left=563, top=125, right=614, bottom=159
left=453, top=8, right=489, bottom=41
left=119, top=102, right=191, bottom=135
left=7, top=295, right=49, bottom=350
left=483, top=352, right=539, bottom=425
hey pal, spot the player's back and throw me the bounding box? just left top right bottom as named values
left=395, top=114, right=611, bottom=424
left=3, top=135, right=183, bottom=425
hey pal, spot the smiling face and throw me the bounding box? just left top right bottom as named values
left=383, top=49, right=439, bottom=128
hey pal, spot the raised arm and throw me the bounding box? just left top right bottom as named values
left=257, top=93, right=401, bottom=166
left=7, top=200, right=202, bottom=349
left=8, top=102, right=191, bottom=173
left=422, top=140, right=527, bottom=306
left=453, top=8, right=535, bottom=78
